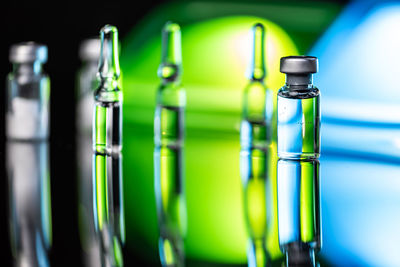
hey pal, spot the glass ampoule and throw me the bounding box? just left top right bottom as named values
left=154, top=21, right=186, bottom=267
left=93, top=25, right=122, bottom=155
left=6, top=42, right=50, bottom=141
left=240, top=23, right=273, bottom=267
left=277, top=56, right=321, bottom=267
left=93, top=25, right=124, bottom=267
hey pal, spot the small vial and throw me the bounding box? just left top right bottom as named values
left=277, top=56, right=321, bottom=267
left=6, top=42, right=50, bottom=140
left=240, top=23, right=273, bottom=267
left=92, top=25, right=124, bottom=267
left=154, top=21, right=186, bottom=267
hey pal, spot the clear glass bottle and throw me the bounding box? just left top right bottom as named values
left=277, top=56, right=321, bottom=267
left=92, top=25, right=124, bottom=267
left=154, top=21, right=186, bottom=267
left=240, top=23, right=273, bottom=267
left=6, top=42, right=50, bottom=140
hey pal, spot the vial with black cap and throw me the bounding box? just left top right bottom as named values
left=277, top=56, right=321, bottom=267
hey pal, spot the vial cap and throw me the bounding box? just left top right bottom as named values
left=280, top=56, right=318, bottom=74
left=79, top=38, right=101, bottom=62
left=9, top=42, right=48, bottom=63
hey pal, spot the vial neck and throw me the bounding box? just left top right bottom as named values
left=100, top=76, right=118, bottom=90
left=13, top=62, right=43, bottom=75
left=286, top=247, right=316, bottom=267
left=285, top=74, right=312, bottom=88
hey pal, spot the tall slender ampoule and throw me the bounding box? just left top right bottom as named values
left=93, top=25, right=124, bottom=267
left=240, top=23, right=273, bottom=267
left=277, top=56, right=321, bottom=267
left=154, top=22, right=186, bottom=267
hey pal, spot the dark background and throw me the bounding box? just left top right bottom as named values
left=0, top=1, right=164, bottom=266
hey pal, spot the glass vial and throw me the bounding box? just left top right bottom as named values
left=93, top=25, right=124, bottom=267
left=240, top=23, right=273, bottom=267
left=6, top=42, right=50, bottom=140
left=277, top=56, right=321, bottom=267
left=154, top=21, right=186, bottom=267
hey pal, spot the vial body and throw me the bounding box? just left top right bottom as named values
left=92, top=82, right=123, bottom=234
left=277, top=86, right=320, bottom=160
left=6, top=65, right=50, bottom=140
left=93, top=93, right=122, bottom=155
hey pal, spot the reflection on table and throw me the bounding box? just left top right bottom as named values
left=7, top=141, right=52, bottom=267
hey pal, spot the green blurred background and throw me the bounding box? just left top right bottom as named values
left=121, top=0, right=343, bottom=265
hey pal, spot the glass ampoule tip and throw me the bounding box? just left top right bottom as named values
left=98, top=24, right=120, bottom=80
left=158, top=21, right=182, bottom=80
left=248, top=22, right=266, bottom=81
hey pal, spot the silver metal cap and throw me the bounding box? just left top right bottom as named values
left=9, top=42, right=48, bottom=63
left=79, top=38, right=101, bottom=62
left=280, top=56, right=318, bottom=74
